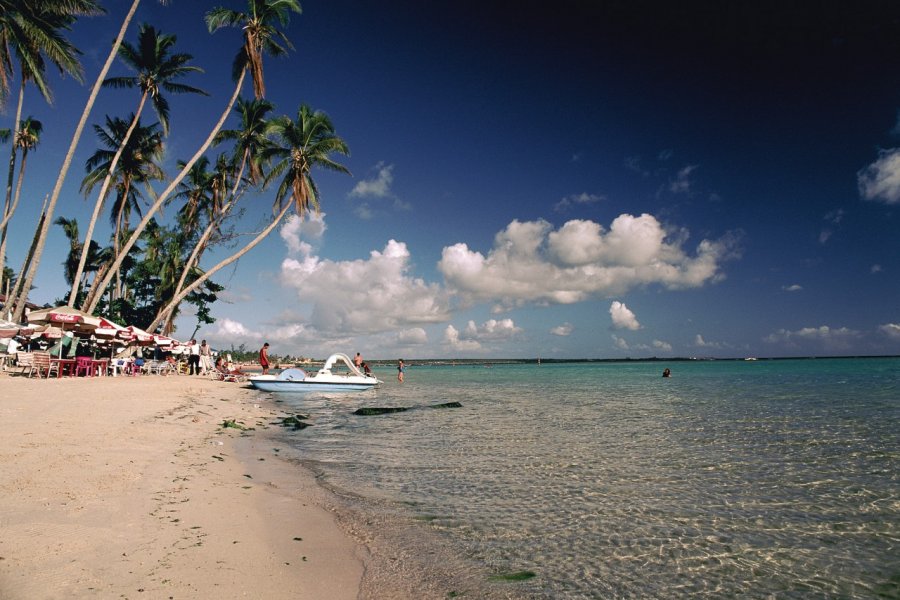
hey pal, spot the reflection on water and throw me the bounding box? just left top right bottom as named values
left=269, top=359, right=900, bottom=598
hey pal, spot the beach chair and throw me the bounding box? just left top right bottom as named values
left=16, top=351, right=34, bottom=375
left=30, top=352, right=58, bottom=378
left=75, top=356, right=94, bottom=377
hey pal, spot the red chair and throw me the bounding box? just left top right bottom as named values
left=75, top=356, right=94, bottom=377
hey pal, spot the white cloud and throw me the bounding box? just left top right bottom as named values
left=651, top=339, right=672, bottom=353
left=693, top=334, right=721, bottom=348
left=280, top=239, right=451, bottom=336
left=280, top=213, right=326, bottom=254
left=858, top=148, right=900, bottom=204
left=879, top=323, right=900, bottom=341
left=782, top=284, right=803, bottom=292
left=609, top=301, right=641, bottom=330
left=550, top=322, right=574, bottom=336
left=397, top=327, right=428, bottom=345
left=554, top=192, right=603, bottom=212
left=350, top=163, right=394, bottom=198
left=764, top=325, right=861, bottom=349
left=439, top=215, right=737, bottom=308
left=871, top=264, right=882, bottom=274
left=669, top=164, right=698, bottom=193
left=443, top=324, right=482, bottom=352
left=354, top=202, right=374, bottom=220
left=611, top=334, right=629, bottom=350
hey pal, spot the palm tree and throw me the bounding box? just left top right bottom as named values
left=9, top=0, right=179, bottom=322
left=84, top=0, right=303, bottom=314
left=151, top=98, right=273, bottom=329
left=80, top=116, right=164, bottom=304
left=147, top=104, right=350, bottom=332
left=67, top=22, right=206, bottom=307
left=1, top=0, right=103, bottom=320
left=0, top=116, right=40, bottom=295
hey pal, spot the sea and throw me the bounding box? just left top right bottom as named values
left=265, top=358, right=900, bottom=599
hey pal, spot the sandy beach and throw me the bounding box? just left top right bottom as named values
left=0, top=373, right=364, bottom=599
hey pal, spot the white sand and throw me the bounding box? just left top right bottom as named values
left=0, top=373, right=364, bottom=599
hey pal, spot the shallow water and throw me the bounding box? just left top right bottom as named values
left=265, top=358, right=900, bottom=598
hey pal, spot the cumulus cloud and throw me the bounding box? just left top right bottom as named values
left=782, top=284, right=803, bottom=292
left=858, top=149, right=900, bottom=204
left=443, top=318, right=522, bottom=352
left=280, top=213, right=326, bottom=254
left=554, top=192, right=603, bottom=212
left=350, top=163, right=394, bottom=198
left=764, top=325, right=861, bottom=349
left=444, top=324, right=482, bottom=352
left=280, top=239, right=451, bottom=336
left=651, top=339, right=672, bottom=353
left=550, top=322, right=574, bottom=336
left=439, top=215, right=738, bottom=309
left=397, top=327, right=428, bottom=345
left=609, top=301, right=641, bottom=330
left=611, top=334, right=629, bottom=350
left=879, top=323, right=900, bottom=341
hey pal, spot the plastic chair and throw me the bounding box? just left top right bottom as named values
left=75, top=356, right=94, bottom=377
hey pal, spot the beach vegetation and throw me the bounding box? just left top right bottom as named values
left=488, top=570, right=537, bottom=582
left=221, top=418, right=246, bottom=430
left=70, top=21, right=206, bottom=308
left=1, top=0, right=353, bottom=341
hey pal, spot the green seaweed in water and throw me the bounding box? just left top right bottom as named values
left=489, top=571, right=537, bottom=582
left=278, top=415, right=312, bottom=430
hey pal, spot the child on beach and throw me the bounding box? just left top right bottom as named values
left=397, top=359, right=404, bottom=382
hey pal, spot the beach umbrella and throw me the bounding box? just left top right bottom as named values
left=124, top=325, right=155, bottom=345
left=0, top=319, right=21, bottom=339
left=94, top=316, right=131, bottom=340
left=27, top=306, right=101, bottom=333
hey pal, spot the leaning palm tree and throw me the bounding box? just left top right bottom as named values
left=84, top=0, right=303, bottom=314
left=0, top=116, right=40, bottom=295
left=67, top=22, right=206, bottom=307
left=151, top=97, right=273, bottom=329
left=9, top=0, right=174, bottom=322
left=1, top=0, right=103, bottom=319
left=80, top=116, right=164, bottom=304
left=147, top=104, right=350, bottom=332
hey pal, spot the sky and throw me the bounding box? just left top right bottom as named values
left=3, top=0, right=900, bottom=359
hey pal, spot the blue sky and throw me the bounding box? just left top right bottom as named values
left=4, top=0, right=900, bottom=359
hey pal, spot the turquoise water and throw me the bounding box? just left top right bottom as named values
left=268, top=358, right=900, bottom=598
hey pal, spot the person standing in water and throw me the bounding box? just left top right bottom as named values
left=397, top=359, right=405, bottom=382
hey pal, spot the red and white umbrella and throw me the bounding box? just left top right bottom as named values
left=27, top=306, right=101, bottom=332
left=125, top=325, right=155, bottom=345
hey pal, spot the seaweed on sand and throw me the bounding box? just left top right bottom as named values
left=278, top=415, right=312, bottom=430
left=354, top=401, right=462, bottom=416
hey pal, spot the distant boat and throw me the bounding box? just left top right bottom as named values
left=744, top=357, right=758, bottom=361
left=249, top=353, right=381, bottom=392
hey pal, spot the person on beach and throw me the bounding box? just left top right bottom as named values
left=188, top=339, right=201, bottom=375
left=354, top=352, right=363, bottom=368
left=259, top=343, right=270, bottom=375
left=199, top=340, right=211, bottom=374
left=397, top=358, right=405, bottom=382
left=662, top=368, right=671, bottom=377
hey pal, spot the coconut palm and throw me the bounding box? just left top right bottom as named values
left=147, top=104, right=349, bottom=332
left=205, top=0, right=301, bottom=99
left=84, top=0, right=303, bottom=314
left=0, top=116, right=40, bottom=295
left=67, top=23, right=206, bottom=306
left=1, top=0, right=103, bottom=320
left=80, top=116, right=164, bottom=303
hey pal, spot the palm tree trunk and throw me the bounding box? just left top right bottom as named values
left=148, top=200, right=292, bottom=332
left=68, top=90, right=149, bottom=306
left=154, top=149, right=250, bottom=330
left=0, top=84, right=24, bottom=297
left=10, top=0, right=143, bottom=322
left=0, top=147, right=30, bottom=306
left=7, top=195, right=48, bottom=315
left=85, top=68, right=247, bottom=314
